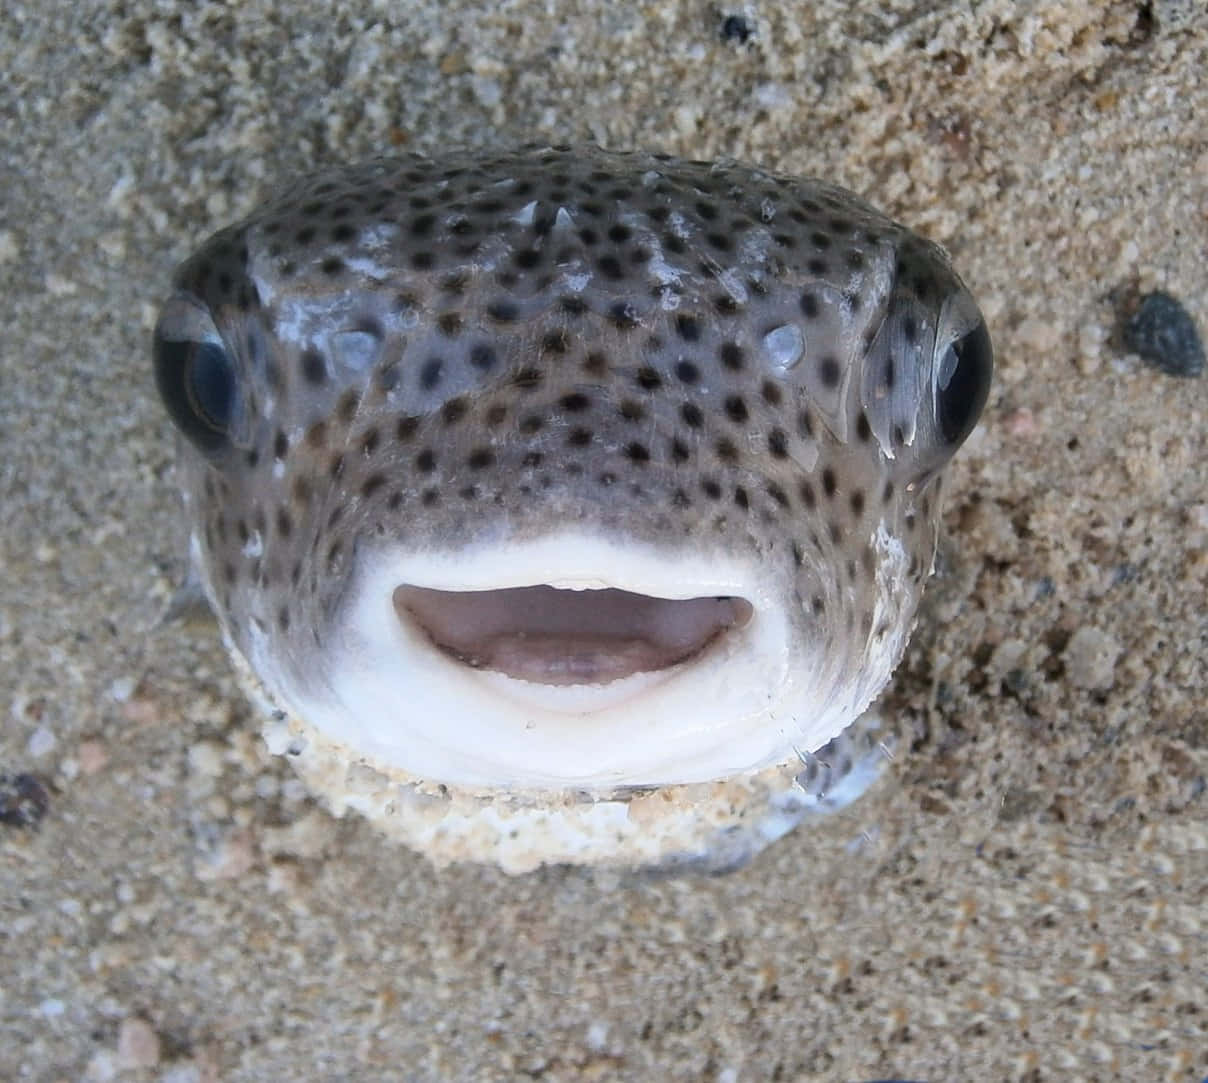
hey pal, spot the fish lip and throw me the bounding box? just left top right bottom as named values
left=251, top=531, right=830, bottom=789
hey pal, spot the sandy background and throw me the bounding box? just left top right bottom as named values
left=3, top=1, right=1206, bottom=1079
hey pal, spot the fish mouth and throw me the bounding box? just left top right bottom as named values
left=393, top=585, right=753, bottom=687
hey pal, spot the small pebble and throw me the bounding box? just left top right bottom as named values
left=1122, top=290, right=1205, bottom=378
left=719, top=14, right=754, bottom=43
left=77, top=739, right=109, bottom=775
left=117, top=1016, right=161, bottom=1069
left=27, top=725, right=56, bottom=758
left=0, top=773, right=51, bottom=827
left=1064, top=626, right=1121, bottom=692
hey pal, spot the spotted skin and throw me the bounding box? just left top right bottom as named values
left=154, top=146, right=991, bottom=843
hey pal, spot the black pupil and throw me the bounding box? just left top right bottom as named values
left=937, top=321, right=992, bottom=445
left=154, top=334, right=236, bottom=454
left=187, top=342, right=236, bottom=429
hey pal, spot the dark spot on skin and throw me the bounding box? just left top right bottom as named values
left=819, top=357, right=841, bottom=388
left=636, top=367, right=662, bottom=391
left=543, top=330, right=570, bottom=354
left=301, top=349, right=327, bottom=385
left=488, top=300, right=519, bottom=322
left=675, top=360, right=700, bottom=384
left=822, top=468, right=837, bottom=498
left=582, top=351, right=608, bottom=376
left=676, top=314, right=701, bottom=341
left=514, top=247, right=542, bottom=269
left=470, top=343, right=497, bottom=370
left=420, top=358, right=442, bottom=390
left=715, top=438, right=739, bottom=463
left=441, top=397, right=468, bottom=424
left=567, top=427, right=593, bottom=447
left=680, top=402, right=703, bottom=428
left=609, top=302, right=639, bottom=329
left=513, top=366, right=544, bottom=390
left=305, top=421, right=329, bottom=449
left=768, top=428, right=788, bottom=457
left=336, top=389, right=359, bottom=425
left=598, top=255, right=624, bottom=280
left=720, top=342, right=744, bottom=370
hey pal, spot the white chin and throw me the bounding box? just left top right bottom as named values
left=252, top=531, right=853, bottom=789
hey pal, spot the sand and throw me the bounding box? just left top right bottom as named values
left=2, top=1, right=1205, bottom=1079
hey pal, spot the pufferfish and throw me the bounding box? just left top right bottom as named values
left=153, top=146, right=992, bottom=874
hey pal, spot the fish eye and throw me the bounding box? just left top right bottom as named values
left=935, top=318, right=992, bottom=446
left=154, top=332, right=238, bottom=454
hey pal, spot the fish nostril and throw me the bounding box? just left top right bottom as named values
left=393, top=585, right=753, bottom=688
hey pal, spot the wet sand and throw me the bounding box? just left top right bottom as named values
left=2, top=1, right=1205, bottom=1079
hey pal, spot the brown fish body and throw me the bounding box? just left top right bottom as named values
left=154, top=146, right=991, bottom=871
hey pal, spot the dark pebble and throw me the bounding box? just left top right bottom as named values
left=0, top=773, right=51, bottom=827
left=719, top=14, right=754, bottom=43
left=1123, top=291, right=1205, bottom=378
